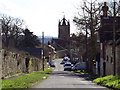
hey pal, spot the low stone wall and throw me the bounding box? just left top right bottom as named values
left=1, top=49, right=47, bottom=78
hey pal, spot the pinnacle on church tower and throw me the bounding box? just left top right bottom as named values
left=58, top=16, right=70, bottom=40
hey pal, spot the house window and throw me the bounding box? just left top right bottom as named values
left=107, top=56, right=109, bottom=61
left=111, top=57, right=113, bottom=63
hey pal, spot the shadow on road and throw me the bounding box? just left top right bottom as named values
left=50, top=71, right=87, bottom=79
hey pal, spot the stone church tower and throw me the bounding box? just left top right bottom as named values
left=51, top=16, right=70, bottom=52
left=58, top=16, right=70, bottom=40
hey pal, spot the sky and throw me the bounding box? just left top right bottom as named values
left=0, top=0, right=114, bottom=37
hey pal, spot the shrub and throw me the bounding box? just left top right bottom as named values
left=93, top=75, right=120, bottom=89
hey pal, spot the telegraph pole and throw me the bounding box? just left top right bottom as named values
left=42, top=32, right=44, bottom=71
left=113, top=0, right=116, bottom=76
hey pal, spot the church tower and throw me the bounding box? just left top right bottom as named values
left=58, top=16, right=70, bottom=40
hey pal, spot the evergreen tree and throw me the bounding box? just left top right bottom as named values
left=19, top=29, right=41, bottom=48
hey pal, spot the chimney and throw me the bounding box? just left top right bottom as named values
left=102, top=2, right=109, bottom=17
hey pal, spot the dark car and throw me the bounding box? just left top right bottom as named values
left=50, top=61, right=55, bottom=67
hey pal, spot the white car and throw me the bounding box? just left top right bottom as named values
left=72, top=62, right=86, bottom=71
left=64, top=62, right=72, bottom=71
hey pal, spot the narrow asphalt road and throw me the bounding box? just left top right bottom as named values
left=32, top=59, right=110, bottom=89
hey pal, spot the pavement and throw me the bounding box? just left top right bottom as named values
left=32, top=59, right=110, bottom=89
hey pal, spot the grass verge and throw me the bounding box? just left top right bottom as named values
left=2, top=67, right=53, bottom=89
left=93, top=75, right=120, bottom=90
left=72, top=70, right=120, bottom=89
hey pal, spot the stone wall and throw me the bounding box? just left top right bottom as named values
left=1, top=49, right=46, bottom=78
left=105, top=45, right=114, bottom=75
left=105, top=45, right=120, bottom=75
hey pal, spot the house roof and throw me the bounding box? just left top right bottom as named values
left=52, top=38, right=68, bottom=50
left=99, top=16, right=120, bottom=42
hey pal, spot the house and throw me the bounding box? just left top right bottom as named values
left=105, top=40, right=120, bottom=75
left=98, top=2, right=120, bottom=76
left=47, top=44, right=56, bottom=62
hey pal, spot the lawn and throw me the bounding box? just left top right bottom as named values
left=2, top=68, right=53, bottom=89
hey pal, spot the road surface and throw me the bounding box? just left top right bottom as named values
left=32, top=59, right=109, bottom=89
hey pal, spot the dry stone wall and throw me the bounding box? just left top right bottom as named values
left=1, top=49, right=46, bottom=78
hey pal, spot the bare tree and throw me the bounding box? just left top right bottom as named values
left=73, top=0, right=103, bottom=35
left=1, top=14, right=25, bottom=48
left=73, top=0, right=104, bottom=72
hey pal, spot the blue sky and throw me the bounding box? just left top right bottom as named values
left=0, top=0, right=113, bottom=37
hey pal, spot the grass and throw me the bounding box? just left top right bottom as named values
left=71, top=70, right=81, bottom=73
left=0, top=80, right=2, bottom=90
left=93, top=75, right=120, bottom=89
left=72, top=70, right=120, bottom=89
left=2, top=68, right=53, bottom=89
left=4, top=73, right=24, bottom=79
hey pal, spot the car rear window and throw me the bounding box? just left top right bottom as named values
left=65, top=64, right=71, bottom=66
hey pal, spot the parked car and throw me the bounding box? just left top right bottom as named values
left=60, top=59, right=67, bottom=64
left=50, top=61, right=55, bottom=67
left=64, top=62, right=72, bottom=71
left=60, top=57, right=68, bottom=64
left=71, top=62, right=86, bottom=71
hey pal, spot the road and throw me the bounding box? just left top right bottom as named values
left=32, top=59, right=109, bottom=89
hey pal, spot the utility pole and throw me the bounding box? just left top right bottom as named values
left=113, top=0, right=116, bottom=76
left=42, top=32, right=44, bottom=71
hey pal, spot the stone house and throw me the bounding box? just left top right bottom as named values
left=98, top=2, right=120, bottom=76
left=99, top=17, right=120, bottom=76
left=105, top=39, right=120, bottom=75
